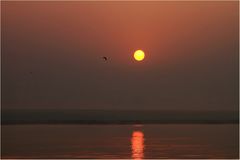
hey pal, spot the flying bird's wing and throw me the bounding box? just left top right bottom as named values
left=102, top=56, right=107, bottom=61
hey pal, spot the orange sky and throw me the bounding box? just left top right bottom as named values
left=2, top=1, right=239, bottom=110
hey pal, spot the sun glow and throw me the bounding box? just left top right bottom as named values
left=134, top=50, right=145, bottom=61
left=131, top=131, right=145, bottom=159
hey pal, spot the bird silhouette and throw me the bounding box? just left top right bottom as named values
left=102, top=56, right=108, bottom=61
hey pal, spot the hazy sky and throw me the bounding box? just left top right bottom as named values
left=2, top=1, right=238, bottom=110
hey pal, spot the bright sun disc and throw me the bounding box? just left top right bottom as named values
left=134, top=50, right=145, bottom=61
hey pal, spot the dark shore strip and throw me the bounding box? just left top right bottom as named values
left=2, top=120, right=239, bottom=125
left=2, top=109, right=238, bottom=125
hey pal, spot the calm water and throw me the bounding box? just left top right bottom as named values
left=2, top=124, right=239, bottom=159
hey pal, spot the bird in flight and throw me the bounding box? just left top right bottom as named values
left=102, top=56, right=108, bottom=61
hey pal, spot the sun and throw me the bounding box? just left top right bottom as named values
left=134, top=50, right=145, bottom=61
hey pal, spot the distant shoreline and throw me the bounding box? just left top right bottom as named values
left=2, top=120, right=238, bottom=125
left=2, top=110, right=239, bottom=125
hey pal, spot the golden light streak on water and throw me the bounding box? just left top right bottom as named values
left=131, top=131, right=145, bottom=160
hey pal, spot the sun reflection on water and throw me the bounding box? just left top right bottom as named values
left=131, top=131, right=145, bottom=160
